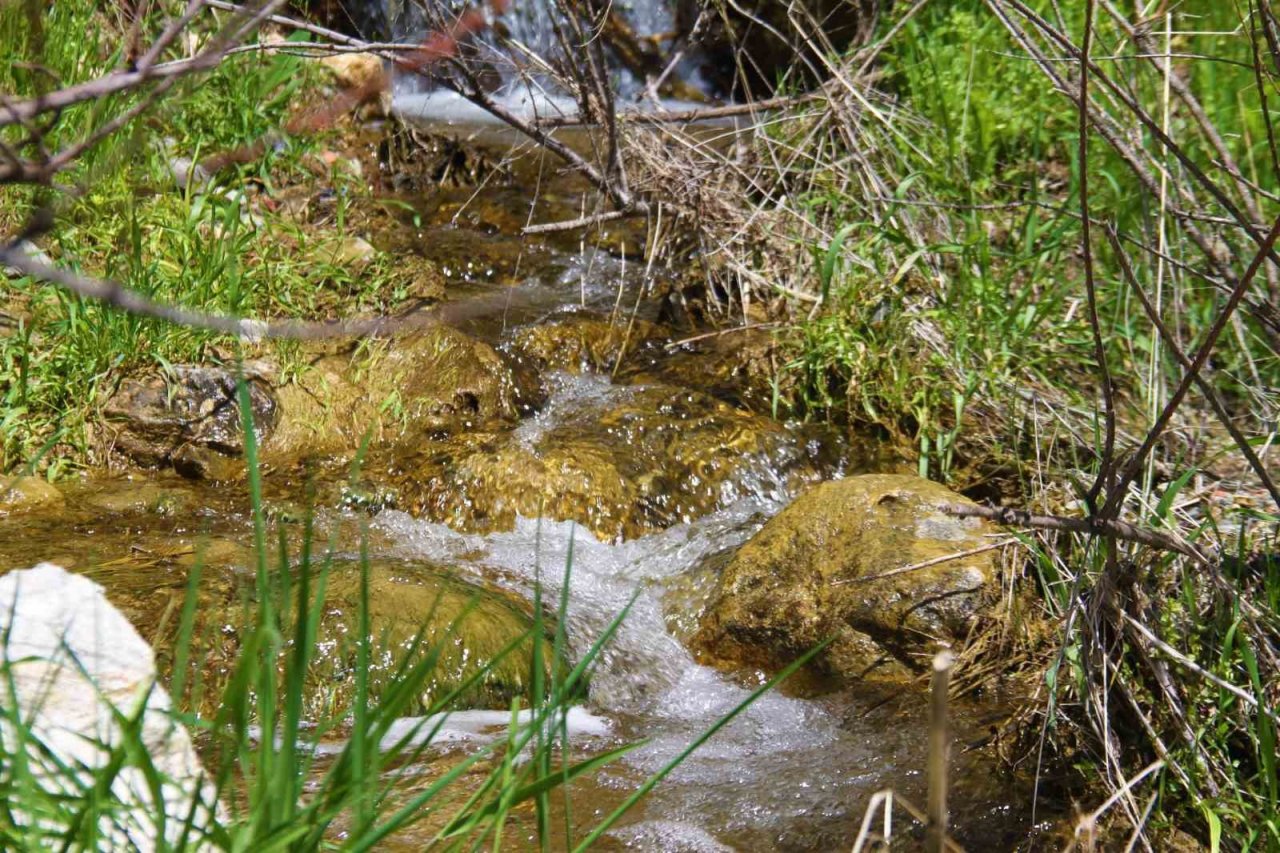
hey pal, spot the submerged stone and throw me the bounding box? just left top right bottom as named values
left=692, top=474, right=996, bottom=683
left=84, top=480, right=193, bottom=516
left=131, top=557, right=550, bottom=721
left=0, top=476, right=63, bottom=516
left=389, top=381, right=830, bottom=541
left=301, top=560, right=552, bottom=718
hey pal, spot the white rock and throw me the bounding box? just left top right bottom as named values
left=3, top=239, right=53, bottom=277
left=169, top=156, right=211, bottom=192
left=0, top=563, right=224, bottom=850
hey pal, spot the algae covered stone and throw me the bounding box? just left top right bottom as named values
left=692, top=474, right=997, bottom=682
left=150, top=558, right=550, bottom=720
left=506, top=310, right=664, bottom=374
left=302, top=559, right=551, bottom=718
left=267, top=326, right=522, bottom=460
left=0, top=476, right=63, bottom=516
left=390, top=381, right=829, bottom=541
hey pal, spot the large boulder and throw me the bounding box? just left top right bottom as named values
left=692, top=474, right=997, bottom=682
left=388, top=382, right=833, bottom=541
left=0, top=563, right=223, bottom=848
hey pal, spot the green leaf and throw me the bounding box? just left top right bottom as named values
left=819, top=223, right=858, bottom=304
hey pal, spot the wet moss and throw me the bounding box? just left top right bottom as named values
left=389, top=384, right=832, bottom=541
left=692, top=474, right=997, bottom=684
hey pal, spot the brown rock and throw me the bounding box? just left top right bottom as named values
left=100, top=365, right=277, bottom=471
left=692, top=474, right=996, bottom=683
left=0, top=476, right=63, bottom=516
left=391, top=383, right=832, bottom=541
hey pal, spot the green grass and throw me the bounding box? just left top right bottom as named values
left=785, top=0, right=1279, bottom=482
left=0, top=0, right=422, bottom=477
left=774, top=0, right=1280, bottom=847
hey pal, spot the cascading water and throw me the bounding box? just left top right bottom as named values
left=359, top=371, right=1030, bottom=850
left=349, top=0, right=700, bottom=124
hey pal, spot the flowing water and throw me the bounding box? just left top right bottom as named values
left=0, top=85, right=1053, bottom=848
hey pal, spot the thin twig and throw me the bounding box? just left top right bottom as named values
left=1103, top=215, right=1280, bottom=516
left=834, top=539, right=1018, bottom=586
left=936, top=503, right=1213, bottom=564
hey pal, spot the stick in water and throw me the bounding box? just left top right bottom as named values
left=927, top=649, right=955, bottom=853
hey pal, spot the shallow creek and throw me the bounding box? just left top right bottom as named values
left=0, top=118, right=1047, bottom=849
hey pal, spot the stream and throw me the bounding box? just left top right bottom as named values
left=0, top=98, right=1051, bottom=851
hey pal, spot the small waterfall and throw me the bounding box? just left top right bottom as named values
left=341, top=0, right=686, bottom=121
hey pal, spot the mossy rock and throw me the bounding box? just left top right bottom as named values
left=300, top=560, right=550, bottom=718
left=390, top=384, right=830, bottom=541
left=506, top=310, right=665, bottom=375
left=692, top=474, right=996, bottom=684
left=267, top=326, right=522, bottom=460
left=0, top=476, right=63, bottom=517
left=139, top=558, right=549, bottom=720
left=99, top=364, right=278, bottom=471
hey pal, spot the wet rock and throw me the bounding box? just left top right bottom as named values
left=0, top=476, right=63, bottom=516
left=172, top=444, right=245, bottom=481
left=692, top=474, right=996, bottom=683
left=267, top=326, right=522, bottom=460
left=618, top=326, right=787, bottom=413
left=300, top=560, right=551, bottom=718
left=100, top=364, right=277, bottom=473
left=506, top=310, right=665, bottom=375
left=84, top=481, right=192, bottom=516
left=398, top=255, right=446, bottom=303
left=0, top=563, right=223, bottom=847
left=391, top=381, right=830, bottom=541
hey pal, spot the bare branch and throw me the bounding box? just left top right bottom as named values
left=1103, top=215, right=1280, bottom=517
left=936, top=503, right=1213, bottom=564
